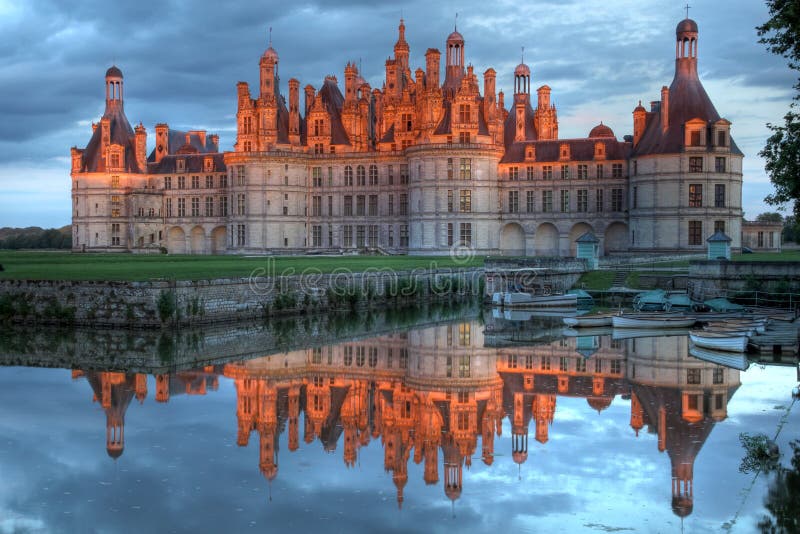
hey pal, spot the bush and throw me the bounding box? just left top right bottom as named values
left=158, top=290, right=176, bottom=323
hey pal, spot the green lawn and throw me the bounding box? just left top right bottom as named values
left=732, top=250, right=800, bottom=262
left=575, top=270, right=616, bottom=290
left=0, top=251, right=485, bottom=281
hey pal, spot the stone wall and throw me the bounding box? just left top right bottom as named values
left=688, top=260, right=800, bottom=299
left=0, top=267, right=483, bottom=328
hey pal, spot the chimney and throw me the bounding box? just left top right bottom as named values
left=155, top=123, right=169, bottom=163
left=633, top=101, right=646, bottom=147
left=660, top=86, right=669, bottom=131
left=288, top=78, right=300, bottom=144
left=134, top=123, right=147, bottom=171
left=304, top=85, right=315, bottom=116
left=209, top=134, right=219, bottom=151
left=425, top=48, right=440, bottom=89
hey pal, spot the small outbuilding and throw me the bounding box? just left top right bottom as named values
left=575, top=232, right=599, bottom=270
left=707, top=230, right=731, bottom=260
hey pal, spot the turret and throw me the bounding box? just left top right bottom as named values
left=425, top=48, right=441, bottom=89
left=394, top=18, right=410, bottom=70
left=104, top=65, right=123, bottom=112
left=134, top=123, right=147, bottom=171
left=260, top=42, right=279, bottom=99
left=633, top=100, right=647, bottom=146
left=443, top=28, right=465, bottom=93
left=675, top=18, right=699, bottom=79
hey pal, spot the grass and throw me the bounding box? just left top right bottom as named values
left=0, top=251, right=485, bottom=281
left=575, top=270, right=616, bottom=290
left=732, top=250, right=800, bottom=262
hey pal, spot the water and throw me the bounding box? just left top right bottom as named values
left=0, top=309, right=797, bottom=533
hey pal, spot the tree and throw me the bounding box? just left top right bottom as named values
left=757, top=0, right=800, bottom=217
left=757, top=211, right=784, bottom=223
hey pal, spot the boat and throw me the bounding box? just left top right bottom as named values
left=704, top=297, right=745, bottom=312
left=567, top=288, right=594, bottom=308
left=689, top=331, right=749, bottom=352
left=563, top=313, right=614, bottom=328
left=665, top=292, right=694, bottom=312
left=492, top=292, right=504, bottom=306
left=703, top=325, right=756, bottom=337
left=633, top=290, right=668, bottom=312
left=562, top=326, right=614, bottom=337
left=612, top=314, right=696, bottom=329
left=689, top=346, right=749, bottom=370
left=503, top=292, right=578, bottom=308
left=611, top=327, right=690, bottom=340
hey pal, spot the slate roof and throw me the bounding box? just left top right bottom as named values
left=501, top=137, right=631, bottom=164
left=317, top=78, right=351, bottom=146
left=80, top=105, right=140, bottom=173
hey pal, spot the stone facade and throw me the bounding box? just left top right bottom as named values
left=70, top=17, right=743, bottom=256
left=741, top=220, right=782, bottom=251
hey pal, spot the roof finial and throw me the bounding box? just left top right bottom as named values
left=454, top=12, right=458, bottom=32
left=268, top=26, right=273, bottom=47
left=521, top=46, right=524, bottom=64
left=684, top=3, right=690, bottom=18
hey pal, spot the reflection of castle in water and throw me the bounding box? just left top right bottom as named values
left=72, top=321, right=740, bottom=516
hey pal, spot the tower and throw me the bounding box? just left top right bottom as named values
left=443, top=27, right=465, bottom=95
left=105, top=65, right=123, bottom=111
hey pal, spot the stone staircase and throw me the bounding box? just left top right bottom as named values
left=611, top=267, right=630, bottom=288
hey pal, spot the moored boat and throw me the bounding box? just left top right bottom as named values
left=688, top=346, right=749, bottom=370
left=563, top=313, right=615, bottom=328
left=503, top=292, right=578, bottom=308
left=689, top=331, right=748, bottom=352
left=611, top=327, right=691, bottom=340
left=612, top=314, right=696, bottom=329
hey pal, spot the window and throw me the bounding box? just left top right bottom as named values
left=236, top=224, right=246, bottom=246
left=690, top=130, right=701, bottom=146
left=111, top=223, right=121, bottom=246
left=689, top=157, right=703, bottom=172
left=400, top=164, right=409, bottom=184
left=191, top=175, right=199, bottom=189
left=526, top=166, right=535, bottom=181
left=561, top=165, right=569, bottom=180
left=447, top=158, right=454, bottom=180
left=344, top=166, right=353, bottom=186
left=220, top=175, right=228, bottom=188
left=560, top=357, right=569, bottom=372
left=111, top=195, right=121, bottom=218
left=219, top=196, right=228, bottom=217
left=689, top=184, right=703, bottom=207
left=447, top=190, right=454, bottom=212
left=715, top=157, right=726, bottom=173
left=715, top=220, right=725, bottom=234
left=689, top=220, right=703, bottom=245
left=312, top=167, right=322, bottom=187
left=400, top=225, right=409, bottom=247
left=165, top=198, right=173, bottom=217
left=401, top=113, right=413, bottom=132
left=717, top=131, right=726, bottom=147
left=206, top=175, right=214, bottom=189
left=632, top=186, right=638, bottom=209
left=715, top=184, right=725, bottom=207
left=312, top=196, right=322, bottom=217
left=577, top=164, right=587, bottom=179
left=540, top=357, right=551, bottom=371
left=237, top=193, right=246, bottom=215
left=687, top=368, right=701, bottom=385
left=447, top=223, right=454, bottom=246
left=313, top=118, right=324, bottom=136
left=611, top=188, right=623, bottom=211
left=387, top=165, right=394, bottom=185
left=458, top=104, right=470, bottom=123
left=509, top=167, right=519, bottom=181
left=459, top=131, right=470, bottom=144
left=205, top=197, right=214, bottom=217
left=612, top=163, right=623, bottom=178
left=388, top=226, right=394, bottom=246
left=508, top=191, right=519, bottom=213
left=542, top=190, right=553, bottom=213
left=190, top=197, right=199, bottom=217
left=312, top=225, right=322, bottom=247
left=459, top=223, right=472, bottom=247
left=507, top=354, right=518, bottom=369
left=327, top=167, right=333, bottom=186
left=560, top=189, right=569, bottom=212
left=459, top=190, right=472, bottom=212
left=576, top=358, right=586, bottom=373
left=388, top=194, right=394, bottom=215
left=596, top=189, right=604, bottom=212
left=577, top=189, right=588, bottom=212
left=356, top=165, right=366, bottom=186
left=368, top=195, right=378, bottom=216
left=610, top=360, right=621, bottom=375
left=343, top=195, right=353, bottom=216
left=356, top=195, right=365, bottom=216
left=543, top=165, right=553, bottom=180
left=369, top=165, right=378, bottom=185
left=110, top=154, right=121, bottom=169
left=368, top=225, right=378, bottom=246
left=633, top=161, right=638, bottom=175
left=459, top=158, right=471, bottom=180
left=399, top=194, right=408, bottom=215
left=343, top=225, right=353, bottom=247
left=164, top=176, right=172, bottom=190
left=596, top=164, right=604, bottom=179
left=177, top=198, right=186, bottom=217
left=526, top=191, right=535, bottom=213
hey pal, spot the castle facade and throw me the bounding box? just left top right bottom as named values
left=70, top=17, right=743, bottom=256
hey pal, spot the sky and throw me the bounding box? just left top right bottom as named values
left=0, top=0, right=794, bottom=228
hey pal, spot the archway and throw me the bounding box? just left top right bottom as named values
left=568, top=222, right=594, bottom=256
left=534, top=223, right=559, bottom=256
left=211, top=226, right=227, bottom=254
left=167, top=226, right=186, bottom=254
left=190, top=226, right=206, bottom=255
left=500, top=223, right=526, bottom=256
left=604, top=222, right=629, bottom=254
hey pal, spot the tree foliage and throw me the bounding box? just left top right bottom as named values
left=0, top=227, right=71, bottom=249
left=757, top=0, right=800, bottom=217
left=757, top=211, right=784, bottom=223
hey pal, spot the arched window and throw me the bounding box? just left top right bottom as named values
left=368, top=165, right=378, bottom=185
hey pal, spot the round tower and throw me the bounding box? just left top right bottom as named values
left=105, top=65, right=123, bottom=111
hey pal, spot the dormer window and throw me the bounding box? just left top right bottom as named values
left=525, top=146, right=536, bottom=161
left=204, top=157, right=214, bottom=172
left=684, top=118, right=707, bottom=148
left=717, top=131, right=726, bottom=146
left=559, top=143, right=570, bottom=161
left=690, top=131, right=701, bottom=146
left=176, top=159, right=185, bottom=172
left=594, top=142, right=606, bottom=159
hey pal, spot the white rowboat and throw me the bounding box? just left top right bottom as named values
left=689, top=332, right=748, bottom=352
left=612, top=315, right=697, bottom=329
left=563, top=314, right=614, bottom=328
left=503, top=292, right=578, bottom=308
left=689, top=346, right=749, bottom=370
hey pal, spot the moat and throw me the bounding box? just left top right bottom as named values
left=0, top=308, right=797, bottom=533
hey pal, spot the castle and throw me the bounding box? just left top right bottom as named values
left=70, top=17, right=743, bottom=256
